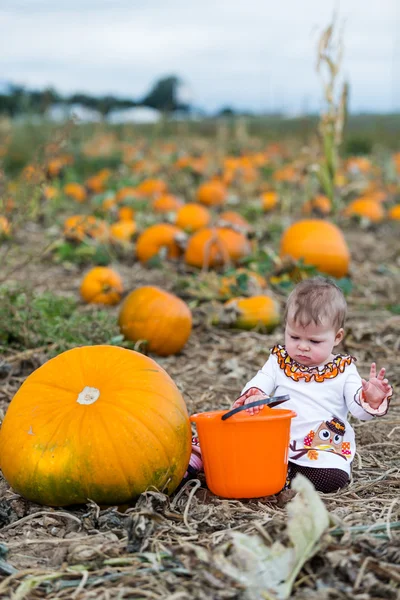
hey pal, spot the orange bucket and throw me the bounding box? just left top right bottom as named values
left=190, top=398, right=296, bottom=498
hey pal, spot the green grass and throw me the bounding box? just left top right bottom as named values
left=0, top=286, right=132, bottom=356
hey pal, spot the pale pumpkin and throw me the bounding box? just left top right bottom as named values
left=119, top=286, right=192, bottom=356
left=0, top=345, right=191, bottom=506
left=280, top=220, right=350, bottom=278
left=175, top=203, right=211, bottom=232
left=80, top=267, right=123, bottom=305
left=136, top=224, right=184, bottom=263
left=184, top=227, right=251, bottom=269
left=223, top=295, right=280, bottom=331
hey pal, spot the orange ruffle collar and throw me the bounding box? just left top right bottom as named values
left=271, top=344, right=355, bottom=383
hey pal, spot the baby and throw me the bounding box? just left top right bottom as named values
left=187, top=277, right=392, bottom=494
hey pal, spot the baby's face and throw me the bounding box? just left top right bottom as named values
left=284, top=316, right=344, bottom=367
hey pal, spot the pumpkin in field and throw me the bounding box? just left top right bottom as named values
left=196, top=180, right=227, bottom=207
left=175, top=203, right=211, bottom=232
left=219, top=268, right=267, bottom=297
left=110, top=221, right=137, bottom=244
left=185, top=227, right=251, bottom=269
left=0, top=345, right=191, bottom=506
left=217, top=211, right=252, bottom=233
left=116, top=187, right=139, bottom=203
left=153, top=194, right=183, bottom=213
left=136, top=178, right=167, bottom=197
left=222, top=295, right=280, bottom=331
left=63, top=182, right=87, bottom=203
left=280, top=220, right=350, bottom=278
left=80, top=267, right=123, bottom=305
left=0, top=216, right=11, bottom=236
left=119, top=286, right=192, bottom=356
left=302, top=194, right=331, bottom=216
left=64, top=215, right=110, bottom=243
left=261, top=191, right=278, bottom=212
left=388, top=204, right=400, bottom=220
left=118, top=206, right=135, bottom=222
left=343, top=198, right=385, bottom=222
left=136, top=224, right=185, bottom=263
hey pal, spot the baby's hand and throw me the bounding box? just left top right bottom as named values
left=232, top=387, right=269, bottom=416
left=362, top=363, right=392, bottom=410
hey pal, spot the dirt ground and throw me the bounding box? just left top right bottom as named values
left=0, top=223, right=399, bottom=599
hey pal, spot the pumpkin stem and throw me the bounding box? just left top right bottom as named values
left=77, top=386, right=100, bottom=405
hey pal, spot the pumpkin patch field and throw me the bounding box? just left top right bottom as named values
left=0, top=119, right=399, bottom=599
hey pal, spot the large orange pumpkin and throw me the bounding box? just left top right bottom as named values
left=223, top=295, right=280, bottom=331
left=184, top=227, right=251, bottom=269
left=135, top=224, right=184, bottom=263
left=0, top=345, right=191, bottom=506
left=118, top=287, right=192, bottom=356
left=175, top=203, right=211, bottom=232
left=280, top=220, right=350, bottom=278
left=80, top=267, right=123, bottom=305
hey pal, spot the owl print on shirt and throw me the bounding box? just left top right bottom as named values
left=290, top=416, right=352, bottom=462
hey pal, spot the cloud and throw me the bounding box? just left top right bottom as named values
left=1, top=0, right=399, bottom=112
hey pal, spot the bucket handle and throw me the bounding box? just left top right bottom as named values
left=221, top=394, right=290, bottom=421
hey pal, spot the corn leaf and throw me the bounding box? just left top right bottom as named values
left=215, top=475, right=330, bottom=600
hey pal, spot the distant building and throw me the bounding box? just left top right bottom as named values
left=108, top=106, right=161, bottom=124
left=46, top=103, right=102, bottom=123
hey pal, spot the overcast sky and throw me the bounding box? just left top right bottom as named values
left=1, top=0, right=399, bottom=114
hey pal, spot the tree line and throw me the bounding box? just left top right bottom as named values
left=0, top=76, right=190, bottom=118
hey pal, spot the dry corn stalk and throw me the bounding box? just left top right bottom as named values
left=316, top=20, right=348, bottom=214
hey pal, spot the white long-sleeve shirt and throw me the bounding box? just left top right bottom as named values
left=241, top=345, right=390, bottom=475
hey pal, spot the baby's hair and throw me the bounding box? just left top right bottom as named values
left=284, top=277, right=347, bottom=331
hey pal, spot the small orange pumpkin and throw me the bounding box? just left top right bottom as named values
left=0, top=216, right=11, bottom=236
left=0, top=345, right=191, bottom=506
left=388, top=204, right=400, bottom=220
left=196, top=180, right=227, bottom=207
left=64, top=182, right=87, bottom=203
left=302, top=195, right=331, bottom=216
left=280, top=220, right=350, bottom=278
left=261, top=191, right=278, bottom=212
left=64, top=215, right=110, bottom=243
left=223, top=295, right=281, bottom=331
left=110, top=221, right=137, bottom=243
left=343, top=198, right=385, bottom=222
left=217, top=211, right=252, bottom=233
left=116, top=187, right=140, bottom=203
left=175, top=203, right=211, bottom=232
left=135, top=224, right=184, bottom=263
left=119, top=286, right=192, bottom=356
left=219, top=269, right=267, bottom=297
left=136, top=179, right=167, bottom=197
left=184, top=227, right=251, bottom=269
left=80, top=267, right=123, bottom=305
left=152, top=194, right=183, bottom=213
